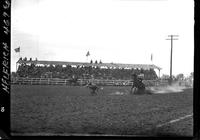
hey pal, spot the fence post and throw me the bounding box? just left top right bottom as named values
left=39, top=78, right=41, bottom=85
left=31, top=78, right=32, bottom=85
left=48, top=78, right=49, bottom=85
left=80, top=79, right=83, bottom=86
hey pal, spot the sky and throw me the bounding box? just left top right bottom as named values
left=11, top=0, right=194, bottom=76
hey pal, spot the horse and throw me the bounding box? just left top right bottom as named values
left=130, top=74, right=147, bottom=94
left=85, top=81, right=103, bottom=95
left=68, top=76, right=79, bottom=86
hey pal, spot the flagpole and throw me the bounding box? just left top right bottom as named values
left=86, top=51, right=90, bottom=63
left=16, top=62, right=17, bottom=72
left=16, top=47, right=20, bottom=72
left=19, top=46, right=21, bottom=58
left=151, top=53, right=153, bottom=65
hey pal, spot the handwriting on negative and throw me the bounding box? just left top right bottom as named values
left=1, top=43, right=9, bottom=93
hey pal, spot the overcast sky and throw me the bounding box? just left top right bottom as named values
left=11, top=0, right=194, bottom=76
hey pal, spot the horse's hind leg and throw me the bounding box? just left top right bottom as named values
left=96, top=89, right=99, bottom=95
left=91, top=90, right=96, bottom=95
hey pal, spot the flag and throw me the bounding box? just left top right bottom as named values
left=86, top=51, right=90, bottom=57
left=151, top=54, right=153, bottom=61
left=14, top=47, right=20, bottom=53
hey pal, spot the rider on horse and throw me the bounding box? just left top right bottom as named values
left=85, top=75, right=100, bottom=95
left=130, top=73, right=146, bottom=94
left=68, top=74, right=79, bottom=86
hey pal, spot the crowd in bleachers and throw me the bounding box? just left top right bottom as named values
left=16, top=63, right=158, bottom=80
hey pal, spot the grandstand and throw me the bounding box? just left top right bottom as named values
left=15, top=58, right=161, bottom=80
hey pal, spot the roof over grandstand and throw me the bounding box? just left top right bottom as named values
left=17, top=59, right=162, bottom=70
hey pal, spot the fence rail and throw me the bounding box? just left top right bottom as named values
left=11, top=77, right=170, bottom=87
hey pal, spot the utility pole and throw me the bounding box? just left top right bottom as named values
left=166, top=35, right=179, bottom=85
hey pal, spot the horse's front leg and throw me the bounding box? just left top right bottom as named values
left=130, top=86, right=135, bottom=94
left=131, top=87, right=137, bottom=94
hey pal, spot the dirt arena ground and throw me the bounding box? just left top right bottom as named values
left=11, top=85, right=193, bottom=136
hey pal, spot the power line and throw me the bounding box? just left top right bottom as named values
left=166, top=35, right=179, bottom=85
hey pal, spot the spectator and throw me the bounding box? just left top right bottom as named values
left=23, top=57, right=27, bottom=61
left=99, top=60, right=102, bottom=64
left=16, top=59, right=158, bottom=80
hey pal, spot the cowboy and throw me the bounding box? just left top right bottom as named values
left=130, top=73, right=145, bottom=94
left=86, top=75, right=99, bottom=95
left=130, top=73, right=138, bottom=94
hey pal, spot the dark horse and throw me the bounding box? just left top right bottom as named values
left=85, top=82, right=101, bottom=95
left=130, top=74, right=146, bottom=94
left=68, top=76, right=79, bottom=86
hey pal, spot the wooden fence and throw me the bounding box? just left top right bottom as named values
left=11, top=77, right=169, bottom=87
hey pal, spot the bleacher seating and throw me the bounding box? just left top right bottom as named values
left=16, top=63, right=158, bottom=80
